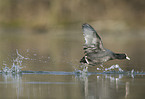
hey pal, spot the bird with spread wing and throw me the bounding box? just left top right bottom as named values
left=80, top=23, right=130, bottom=70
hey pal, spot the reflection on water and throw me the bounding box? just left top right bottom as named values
left=1, top=73, right=145, bottom=99
left=77, top=74, right=145, bottom=99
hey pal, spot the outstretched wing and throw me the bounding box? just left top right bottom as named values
left=82, top=23, right=105, bottom=53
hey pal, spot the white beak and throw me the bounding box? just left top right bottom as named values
left=126, top=56, right=130, bottom=60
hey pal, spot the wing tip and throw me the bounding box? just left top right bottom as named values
left=82, top=23, right=90, bottom=28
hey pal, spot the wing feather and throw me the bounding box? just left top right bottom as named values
left=82, top=23, right=105, bottom=53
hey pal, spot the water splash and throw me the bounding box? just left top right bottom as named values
left=104, top=64, right=124, bottom=72
left=1, top=49, right=28, bottom=74
left=96, top=64, right=124, bottom=73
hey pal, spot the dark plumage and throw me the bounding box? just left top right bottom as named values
left=80, top=23, right=130, bottom=66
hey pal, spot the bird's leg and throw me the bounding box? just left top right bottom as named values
left=85, top=56, right=89, bottom=64
left=82, top=56, right=89, bottom=73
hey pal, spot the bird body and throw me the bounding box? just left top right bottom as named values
left=80, top=48, right=113, bottom=65
left=80, top=23, right=130, bottom=66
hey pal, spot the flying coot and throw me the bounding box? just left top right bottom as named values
left=80, top=23, right=130, bottom=67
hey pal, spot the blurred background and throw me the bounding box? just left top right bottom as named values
left=0, top=0, right=145, bottom=71
left=1, top=1, right=145, bottom=99
left=0, top=0, right=145, bottom=29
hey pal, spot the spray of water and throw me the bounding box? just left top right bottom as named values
left=1, top=49, right=29, bottom=74
left=96, top=64, right=124, bottom=73
left=104, top=64, right=124, bottom=72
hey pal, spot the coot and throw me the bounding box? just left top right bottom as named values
left=80, top=23, right=130, bottom=66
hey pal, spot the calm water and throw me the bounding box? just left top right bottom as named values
left=0, top=73, right=145, bottom=99
left=0, top=28, right=145, bottom=99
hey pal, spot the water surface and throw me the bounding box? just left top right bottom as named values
left=0, top=73, right=145, bottom=99
left=0, top=28, right=145, bottom=99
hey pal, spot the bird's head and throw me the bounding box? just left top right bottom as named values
left=114, top=53, right=130, bottom=60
